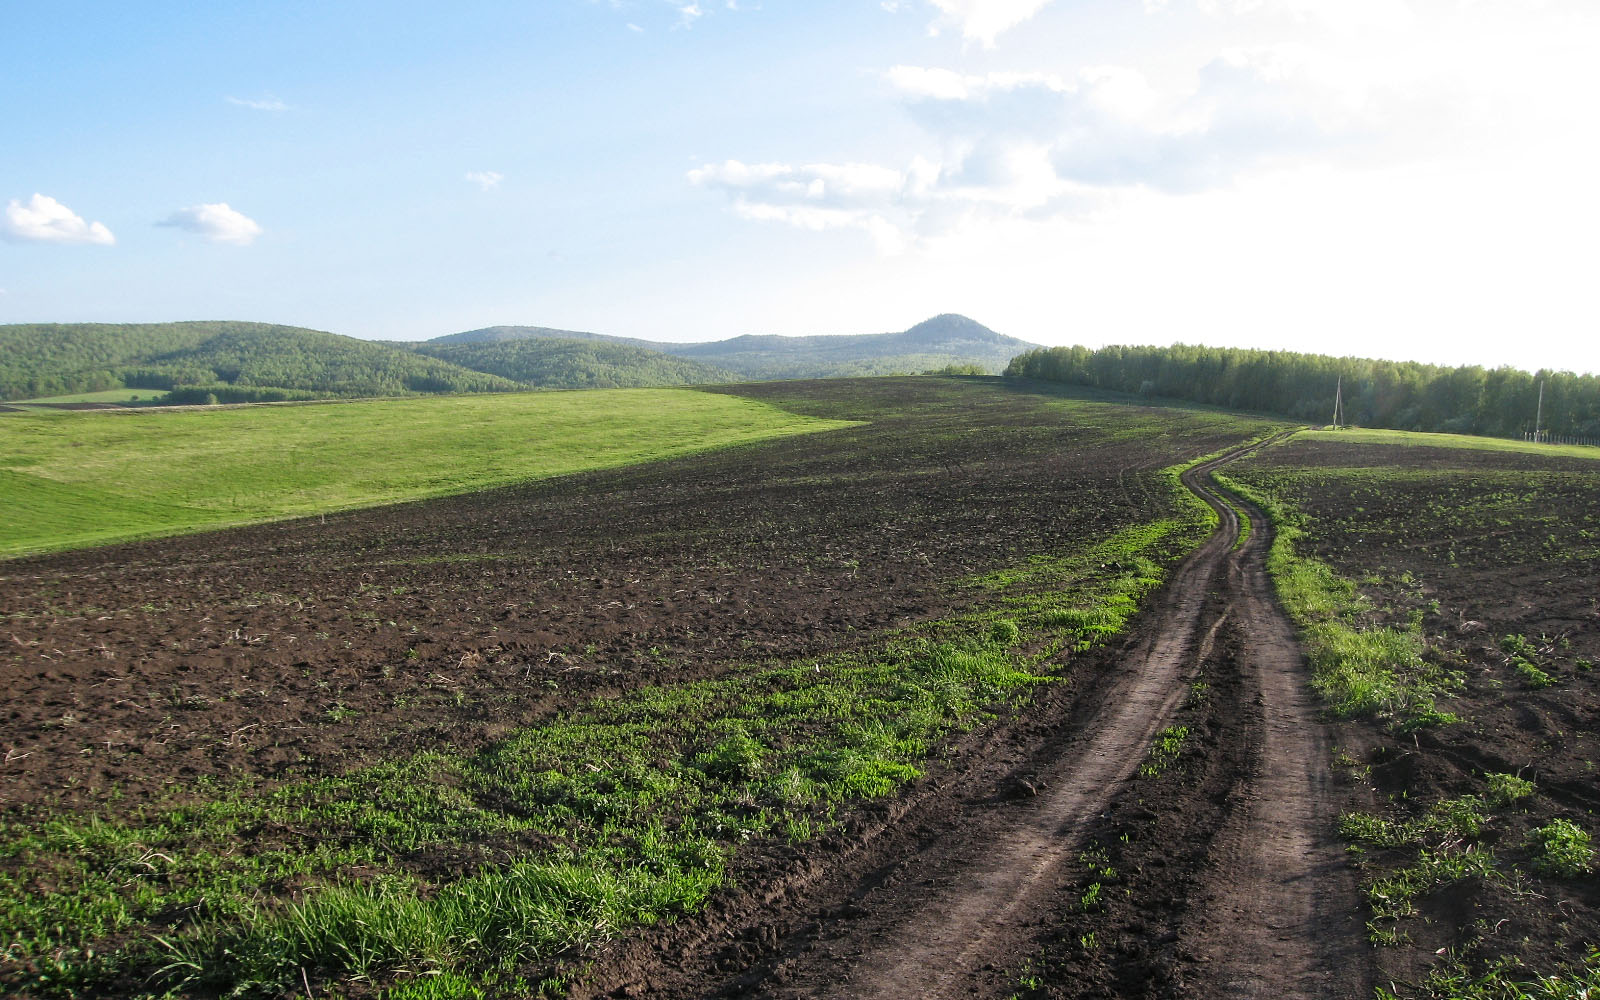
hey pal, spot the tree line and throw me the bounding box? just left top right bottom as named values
left=0, top=322, right=520, bottom=401
left=1006, top=344, right=1600, bottom=439
left=409, top=338, right=739, bottom=389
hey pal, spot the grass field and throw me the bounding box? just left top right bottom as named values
left=0, top=389, right=857, bottom=557
left=1302, top=426, right=1600, bottom=461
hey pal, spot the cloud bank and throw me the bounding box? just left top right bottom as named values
left=465, top=170, right=504, bottom=191
left=692, top=49, right=1361, bottom=251
left=1, top=194, right=115, bottom=245
left=158, top=203, right=263, bottom=245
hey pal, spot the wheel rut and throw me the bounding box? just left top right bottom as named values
left=1178, top=480, right=1371, bottom=998
left=745, top=454, right=1245, bottom=1000
left=580, top=439, right=1368, bottom=999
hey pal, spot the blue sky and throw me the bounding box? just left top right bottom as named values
left=3, top=0, right=1598, bottom=372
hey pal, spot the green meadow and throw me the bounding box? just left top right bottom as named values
left=1300, top=426, right=1600, bottom=460
left=0, top=389, right=857, bottom=557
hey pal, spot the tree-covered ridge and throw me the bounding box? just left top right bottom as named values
left=429, top=325, right=664, bottom=350
left=425, top=314, right=1040, bottom=380
left=661, top=314, right=1037, bottom=378
left=1006, top=344, right=1600, bottom=439
left=0, top=322, right=521, bottom=401
left=408, top=338, right=741, bottom=389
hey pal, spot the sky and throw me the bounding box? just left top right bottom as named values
left=3, top=0, right=1598, bottom=373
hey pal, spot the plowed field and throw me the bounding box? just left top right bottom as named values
left=3, top=378, right=1301, bottom=998
left=1225, top=433, right=1600, bottom=996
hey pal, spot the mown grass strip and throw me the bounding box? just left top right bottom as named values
left=1, top=469, right=1220, bottom=998
left=0, top=389, right=859, bottom=558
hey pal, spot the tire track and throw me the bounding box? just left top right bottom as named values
left=1179, top=477, right=1371, bottom=999
left=712, top=446, right=1260, bottom=999
left=582, top=437, right=1368, bottom=1000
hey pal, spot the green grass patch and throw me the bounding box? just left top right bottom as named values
left=1300, top=427, right=1600, bottom=461
left=1216, top=471, right=1460, bottom=726
left=1527, top=819, right=1595, bottom=878
left=0, top=389, right=858, bottom=557
left=1138, top=725, right=1191, bottom=779
left=1339, top=773, right=1546, bottom=949
left=1377, top=949, right=1600, bottom=1000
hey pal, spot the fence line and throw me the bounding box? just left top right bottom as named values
left=1523, top=433, right=1599, bottom=447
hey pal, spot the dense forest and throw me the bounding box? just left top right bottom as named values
left=0, top=323, right=520, bottom=401
left=407, top=338, right=739, bottom=389
left=1006, top=344, right=1600, bottom=439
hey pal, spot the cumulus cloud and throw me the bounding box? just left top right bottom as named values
left=890, top=52, right=1363, bottom=191
left=1187, top=0, right=1417, bottom=32
left=925, top=0, right=1059, bottom=46
left=465, top=170, right=504, bottom=191
left=1, top=194, right=115, bottom=245
left=157, top=203, right=263, bottom=245
left=692, top=50, right=1373, bottom=252
left=226, top=95, right=288, bottom=112
left=688, top=152, right=1089, bottom=254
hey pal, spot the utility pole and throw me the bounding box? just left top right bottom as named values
left=1331, top=375, right=1344, bottom=429
left=1535, top=378, right=1545, bottom=443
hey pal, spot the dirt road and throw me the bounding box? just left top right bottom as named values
left=585, top=442, right=1370, bottom=999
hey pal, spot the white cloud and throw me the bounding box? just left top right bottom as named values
left=226, top=95, right=288, bottom=112
left=885, top=65, right=1067, bottom=101
left=465, top=170, right=504, bottom=191
left=693, top=50, right=1377, bottom=252
left=157, top=203, right=263, bottom=245
left=1188, top=0, right=1417, bottom=32
left=1, top=194, right=115, bottom=245
left=689, top=153, right=1090, bottom=254
left=925, top=0, right=1058, bottom=46
left=890, top=53, right=1367, bottom=191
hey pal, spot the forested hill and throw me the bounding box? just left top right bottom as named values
left=409, top=338, right=740, bottom=389
left=0, top=322, right=520, bottom=402
left=665, top=314, right=1038, bottom=379
left=427, top=325, right=664, bottom=352
left=426, top=314, right=1039, bottom=379
left=3, top=313, right=1033, bottom=404
left=1007, top=344, right=1600, bottom=440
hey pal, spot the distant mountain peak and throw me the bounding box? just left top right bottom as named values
left=899, top=314, right=1017, bottom=345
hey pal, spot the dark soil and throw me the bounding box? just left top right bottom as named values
left=1233, top=436, right=1600, bottom=990
left=2, top=383, right=1407, bottom=999
left=571, top=443, right=1372, bottom=1000
left=0, top=379, right=1269, bottom=823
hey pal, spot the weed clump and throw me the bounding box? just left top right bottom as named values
left=1483, top=772, right=1535, bottom=809
left=1528, top=819, right=1595, bottom=878
left=696, top=729, right=768, bottom=781
left=988, top=619, right=1021, bottom=647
